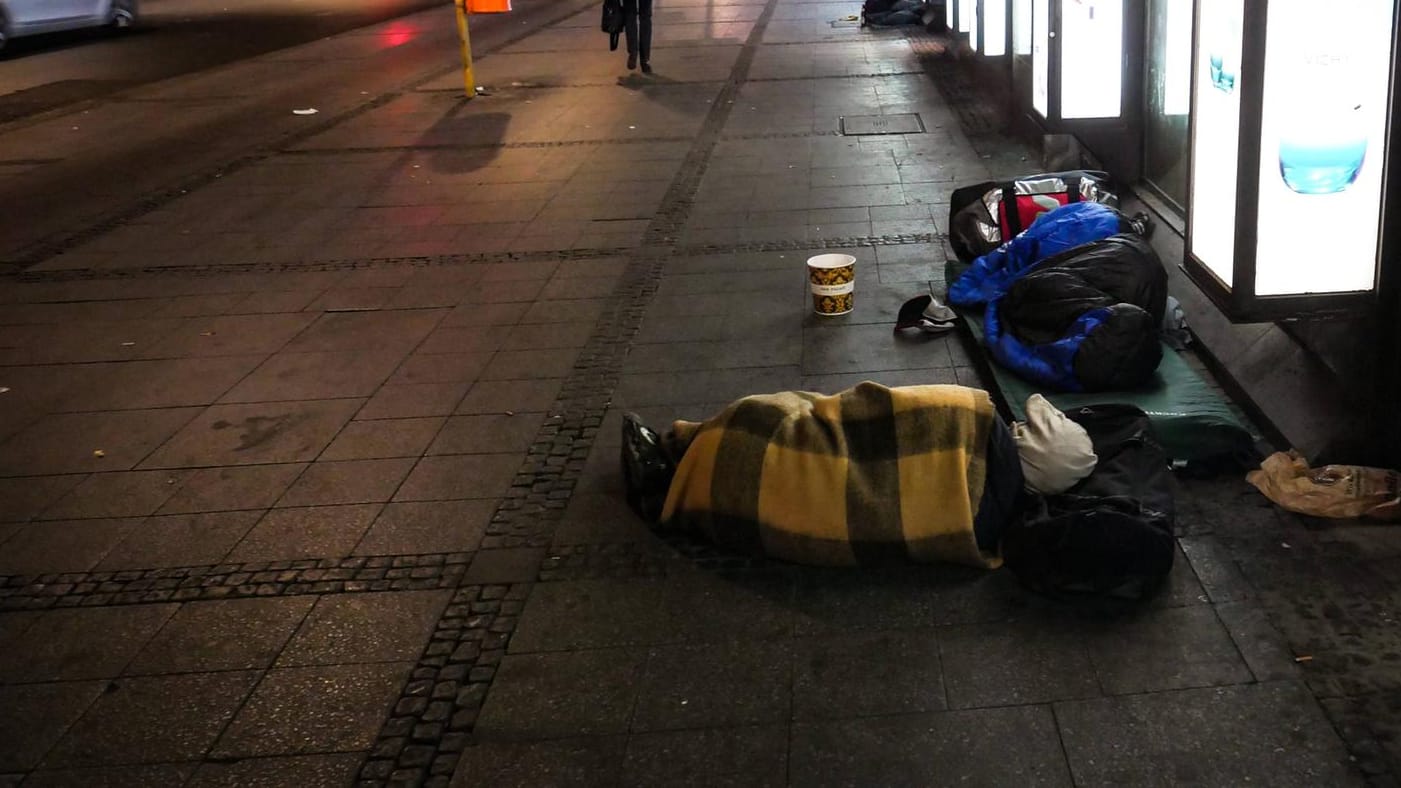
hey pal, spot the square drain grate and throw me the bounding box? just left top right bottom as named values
left=839, top=113, right=925, bottom=136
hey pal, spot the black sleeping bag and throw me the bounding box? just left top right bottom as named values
left=999, top=233, right=1167, bottom=392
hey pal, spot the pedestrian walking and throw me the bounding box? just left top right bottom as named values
left=622, top=0, right=652, bottom=73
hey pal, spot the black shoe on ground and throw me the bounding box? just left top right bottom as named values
left=1129, top=211, right=1155, bottom=240
left=641, top=61, right=652, bottom=74
left=621, top=413, right=674, bottom=523
left=627, top=52, right=637, bottom=70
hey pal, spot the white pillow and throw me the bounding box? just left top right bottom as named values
left=1011, top=394, right=1098, bottom=494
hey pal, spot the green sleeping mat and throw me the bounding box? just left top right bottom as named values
left=940, top=267, right=1257, bottom=463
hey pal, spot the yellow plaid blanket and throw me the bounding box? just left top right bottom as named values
left=660, top=382, right=1000, bottom=569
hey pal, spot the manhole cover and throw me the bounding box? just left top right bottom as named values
left=839, top=113, right=925, bottom=135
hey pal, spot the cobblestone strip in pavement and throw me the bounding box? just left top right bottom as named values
left=0, top=0, right=603, bottom=273
left=357, top=0, right=783, bottom=782
left=8, top=248, right=635, bottom=283
left=0, top=555, right=472, bottom=610
left=0, top=527, right=794, bottom=613
left=272, top=125, right=857, bottom=157
left=6, top=234, right=943, bottom=283
left=0, top=525, right=802, bottom=613
left=361, top=583, right=530, bottom=785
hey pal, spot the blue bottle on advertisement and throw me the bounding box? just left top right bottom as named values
left=1277, top=45, right=1367, bottom=195
left=1279, top=116, right=1367, bottom=194
left=1209, top=54, right=1236, bottom=92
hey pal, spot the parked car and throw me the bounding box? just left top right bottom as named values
left=0, top=0, right=137, bottom=51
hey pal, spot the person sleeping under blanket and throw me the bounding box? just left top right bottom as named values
left=621, top=382, right=1096, bottom=569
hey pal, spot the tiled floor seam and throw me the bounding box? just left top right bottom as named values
left=111, top=302, right=393, bottom=531
left=1046, top=704, right=1080, bottom=786
left=297, top=310, right=457, bottom=559
left=279, top=138, right=696, bottom=155
left=355, top=0, right=785, bottom=780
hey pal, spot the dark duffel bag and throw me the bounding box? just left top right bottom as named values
left=948, top=170, right=1116, bottom=264
left=1001, top=404, right=1176, bottom=601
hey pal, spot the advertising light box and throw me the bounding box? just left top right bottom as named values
left=1026, top=0, right=1130, bottom=123
left=1188, top=0, right=1244, bottom=287
left=1256, top=2, right=1393, bottom=296
left=977, top=0, right=1008, bottom=56
left=1185, top=0, right=1399, bottom=319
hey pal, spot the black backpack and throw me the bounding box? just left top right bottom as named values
left=1001, top=404, right=1176, bottom=601
left=601, top=0, right=624, bottom=51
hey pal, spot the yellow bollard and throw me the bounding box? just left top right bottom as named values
left=454, top=0, right=476, bottom=99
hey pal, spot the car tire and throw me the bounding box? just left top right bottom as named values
left=109, top=0, right=136, bottom=28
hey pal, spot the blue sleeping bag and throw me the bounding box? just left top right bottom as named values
left=948, top=202, right=1163, bottom=393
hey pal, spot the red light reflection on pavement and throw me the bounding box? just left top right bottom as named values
left=380, top=22, right=417, bottom=48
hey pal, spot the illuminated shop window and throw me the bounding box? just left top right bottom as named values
left=980, top=0, right=1007, bottom=57
left=1031, top=0, right=1049, bottom=116
left=1059, top=0, right=1123, bottom=119
left=1013, top=0, right=1031, bottom=55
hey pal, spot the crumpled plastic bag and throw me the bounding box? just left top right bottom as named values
left=1247, top=450, right=1401, bottom=521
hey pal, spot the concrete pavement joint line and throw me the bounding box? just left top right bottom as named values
left=0, top=555, right=475, bottom=610
left=278, top=136, right=696, bottom=155
left=1, top=0, right=605, bottom=271
left=357, top=0, right=783, bottom=781
left=417, top=80, right=727, bottom=90
left=744, top=70, right=929, bottom=82
left=540, top=540, right=779, bottom=582
left=717, top=130, right=844, bottom=140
